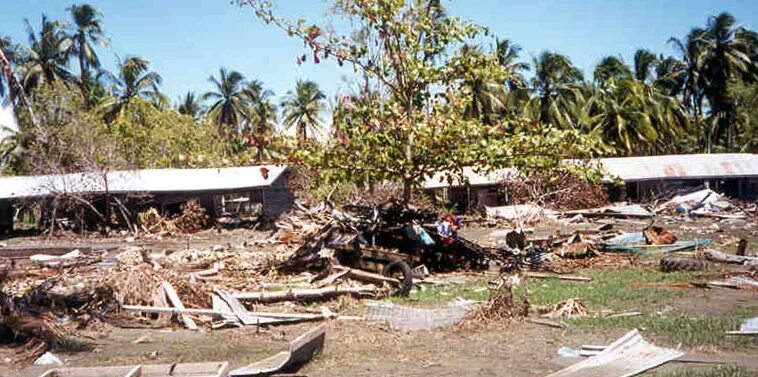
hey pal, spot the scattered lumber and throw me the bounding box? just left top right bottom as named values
left=121, top=305, right=224, bottom=316
left=161, top=282, right=198, bottom=330
left=233, top=285, right=378, bottom=304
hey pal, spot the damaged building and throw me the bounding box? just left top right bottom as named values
left=423, top=153, right=758, bottom=211
left=0, top=165, right=293, bottom=233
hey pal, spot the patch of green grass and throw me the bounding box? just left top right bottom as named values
left=569, top=315, right=756, bottom=350
left=657, top=366, right=757, bottom=377
left=527, top=268, right=707, bottom=310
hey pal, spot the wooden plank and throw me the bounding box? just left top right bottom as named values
left=214, top=288, right=260, bottom=326
left=123, top=365, right=141, bottom=377
left=160, top=282, right=198, bottom=330
left=122, top=305, right=223, bottom=316
left=233, top=285, right=377, bottom=303
left=215, top=361, right=230, bottom=377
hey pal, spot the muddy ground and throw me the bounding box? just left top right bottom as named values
left=1, top=216, right=757, bottom=376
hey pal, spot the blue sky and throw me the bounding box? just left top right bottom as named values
left=1, top=0, right=757, bottom=110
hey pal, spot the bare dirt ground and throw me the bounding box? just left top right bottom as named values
left=2, top=217, right=757, bottom=376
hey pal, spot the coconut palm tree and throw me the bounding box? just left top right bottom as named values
left=177, top=91, right=203, bottom=119
left=589, top=79, right=687, bottom=155
left=633, top=49, right=657, bottom=83
left=593, top=56, right=632, bottom=87
left=203, top=68, right=247, bottom=136
left=240, top=79, right=277, bottom=160
left=111, top=56, right=161, bottom=108
left=281, top=80, right=325, bottom=144
left=67, top=4, right=108, bottom=93
left=531, top=51, right=584, bottom=128
left=670, top=27, right=709, bottom=149
left=495, top=38, right=529, bottom=90
left=700, top=13, right=758, bottom=150
left=653, top=55, right=686, bottom=97
left=19, top=15, right=74, bottom=93
left=248, top=97, right=278, bottom=162
left=0, top=36, right=23, bottom=100
left=458, top=44, right=505, bottom=123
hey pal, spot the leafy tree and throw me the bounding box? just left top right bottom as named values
left=281, top=79, right=325, bottom=144
left=109, top=98, right=228, bottom=168
left=203, top=67, right=246, bottom=136
left=177, top=91, right=203, bottom=119
left=732, top=82, right=758, bottom=152
left=242, top=0, right=599, bottom=204
left=19, top=15, right=74, bottom=92
left=67, top=4, right=108, bottom=93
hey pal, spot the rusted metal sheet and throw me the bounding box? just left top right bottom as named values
left=546, top=329, right=683, bottom=377
left=423, top=154, right=758, bottom=189
left=600, top=153, right=758, bottom=182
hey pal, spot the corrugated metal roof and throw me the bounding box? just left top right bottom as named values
left=0, top=165, right=289, bottom=200
left=423, top=154, right=758, bottom=189
left=600, top=153, right=758, bottom=181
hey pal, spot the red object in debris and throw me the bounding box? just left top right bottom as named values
left=260, top=167, right=270, bottom=180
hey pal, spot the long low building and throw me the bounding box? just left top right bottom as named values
left=0, top=165, right=294, bottom=233
left=423, top=153, right=758, bottom=211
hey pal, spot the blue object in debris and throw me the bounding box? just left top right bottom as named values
left=415, top=225, right=435, bottom=246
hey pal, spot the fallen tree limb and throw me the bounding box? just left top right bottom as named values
left=334, top=266, right=400, bottom=286
left=233, top=285, right=378, bottom=303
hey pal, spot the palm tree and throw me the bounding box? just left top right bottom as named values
left=495, top=38, right=529, bottom=90
left=701, top=13, right=758, bottom=150
left=589, top=79, right=688, bottom=155
left=112, top=56, right=161, bottom=107
left=531, top=51, right=584, bottom=128
left=177, top=91, right=203, bottom=119
left=240, top=79, right=277, bottom=160
left=281, top=80, right=325, bottom=144
left=633, top=49, right=657, bottom=83
left=593, top=56, right=632, bottom=87
left=19, top=15, right=74, bottom=92
left=67, top=4, right=108, bottom=94
left=248, top=97, right=278, bottom=162
left=459, top=44, right=505, bottom=123
left=653, top=55, right=686, bottom=97
left=0, top=36, right=22, bottom=99
left=203, top=68, right=247, bottom=136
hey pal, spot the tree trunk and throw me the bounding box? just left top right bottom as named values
left=402, top=177, right=412, bottom=206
